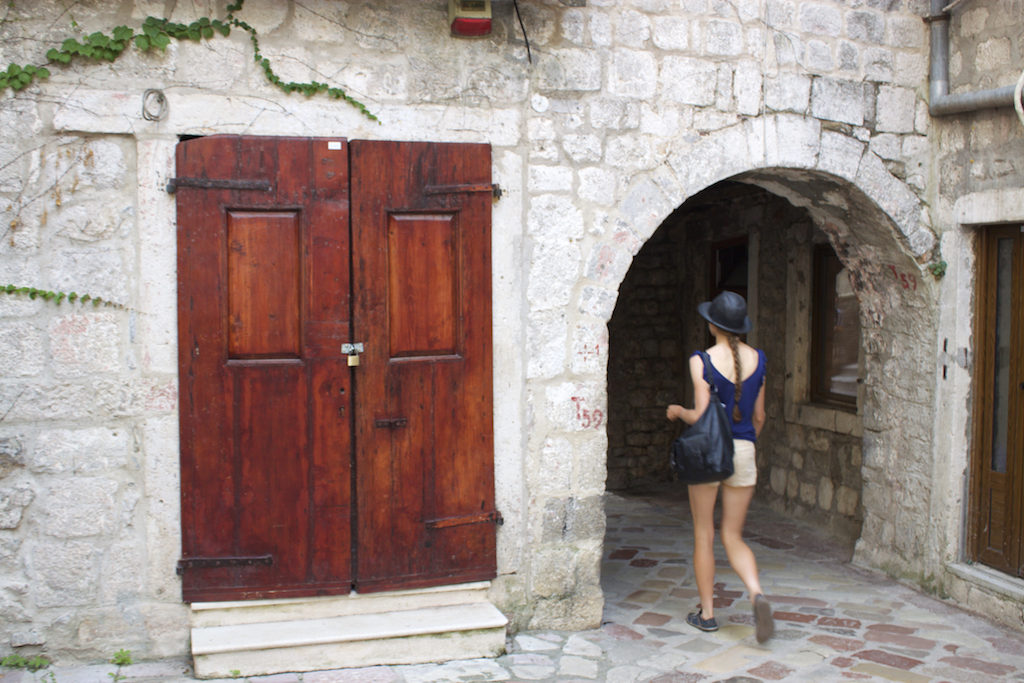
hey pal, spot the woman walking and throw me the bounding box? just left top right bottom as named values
left=666, top=291, right=774, bottom=644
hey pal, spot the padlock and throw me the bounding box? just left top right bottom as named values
left=347, top=352, right=360, bottom=367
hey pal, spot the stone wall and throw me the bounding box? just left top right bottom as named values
left=1, top=0, right=1022, bottom=663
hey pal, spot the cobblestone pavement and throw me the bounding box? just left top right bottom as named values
left=4, top=487, right=1024, bottom=682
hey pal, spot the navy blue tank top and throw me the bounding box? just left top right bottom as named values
left=691, top=349, right=767, bottom=442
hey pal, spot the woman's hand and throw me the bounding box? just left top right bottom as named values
left=666, top=404, right=684, bottom=421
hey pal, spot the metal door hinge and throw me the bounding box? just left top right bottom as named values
left=176, top=554, right=273, bottom=574
left=166, top=177, right=273, bottom=194
left=425, top=510, right=503, bottom=530
left=424, top=183, right=502, bottom=199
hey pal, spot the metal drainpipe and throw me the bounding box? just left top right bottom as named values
left=927, top=0, right=1017, bottom=116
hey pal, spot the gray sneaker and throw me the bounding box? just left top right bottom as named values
left=754, top=594, right=774, bottom=643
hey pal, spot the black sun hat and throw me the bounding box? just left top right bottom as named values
left=697, top=291, right=751, bottom=335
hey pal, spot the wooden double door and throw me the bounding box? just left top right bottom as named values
left=175, top=136, right=497, bottom=602
left=972, top=225, right=1024, bottom=578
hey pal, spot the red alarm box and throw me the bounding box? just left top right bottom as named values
left=449, top=0, right=492, bottom=36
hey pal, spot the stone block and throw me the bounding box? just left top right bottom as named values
left=527, top=241, right=581, bottom=313
left=846, top=10, right=884, bottom=43
left=806, top=40, right=835, bottom=72
left=734, top=62, right=763, bottom=116
left=786, top=470, right=800, bottom=499
left=589, top=98, right=640, bottom=130
left=660, top=56, right=717, bottom=106
left=765, top=114, right=821, bottom=169
left=875, top=86, right=916, bottom=134
left=652, top=16, right=689, bottom=50
left=705, top=20, right=743, bottom=56
left=31, top=539, right=100, bottom=608
left=836, top=486, right=859, bottom=517
left=811, top=78, right=865, bottom=126
left=40, top=477, right=119, bottom=538
left=818, top=477, right=835, bottom=511
left=0, top=483, right=34, bottom=530
left=31, top=427, right=130, bottom=475
left=578, top=167, right=616, bottom=205
left=537, top=438, right=573, bottom=495
left=799, top=481, right=817, bottom=506
left=531, top=546, right=577, bottom=597
left=526, top=310, right=569, bottom=380
left=769, top=466, right=787, bottom=495
left=817, top=130, right=865, bottom=181
left=615, top=10, right=651, bottom=48
left=49, top=312, right=122, bottom=378
left=528, top=194, right=585, bottom=244
left=589, top=12, right=613, bottom=47
left=864, top=46, right=895, bottom=84
left=570, top=320, right=608, bottom=376
left=528, top=165, right=573, bottom=193
left=537, top=49, right=602, bottom=92
left=579, top=286, right=618, bottom=319
left=765, top=72, right=811, bottom=113
left=0, top=322, right=44, bottom=378
left=799, top=3, right=841, bottom=37
left=52, top=91, right=137, bottom=134
left=563, top=133, right=602, bottom=162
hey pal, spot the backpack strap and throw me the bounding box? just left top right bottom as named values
left=697, top=350, right=719, bottom=396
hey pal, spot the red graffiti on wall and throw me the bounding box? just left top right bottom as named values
left=571, top=396, right=604, bottom=429
left=888, top=265, right=917, bottom=291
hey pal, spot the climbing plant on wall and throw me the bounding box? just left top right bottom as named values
left=0, top=0, right=377, bottom=121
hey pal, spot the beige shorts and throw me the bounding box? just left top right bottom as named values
left=718, top=439, right=756, bottom=488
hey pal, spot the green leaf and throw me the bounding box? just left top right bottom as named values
left=201, top=25, right=213, bottom=39
left=61, top=38, right=80, bottom=52
left=58, top=52, right=72, bottom=64
left=88, top=31, right=109, bottom=47
left=134, top=35, right=150, bottom=50
left=46, top=48, right=61, bottom=60
left=7, top=63, right=21, bottom=76
left=152, top=33, right=170, bottom=50
left=113, top=25, right=134, bottom=41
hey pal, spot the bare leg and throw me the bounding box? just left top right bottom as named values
left=687, top=483, right=720, bottom=619
left=719, top=484, right=763, bottom=599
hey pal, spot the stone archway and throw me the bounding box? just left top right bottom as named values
left=597, top=152, right=939, bottom=560
left=606, top=169, right=937, bottom=547
left=524, top=118, right=939, bottom=630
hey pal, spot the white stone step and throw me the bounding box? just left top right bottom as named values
left=191, top=581, right=493, bottom=627
left=191, top=601, right=508, bottom=679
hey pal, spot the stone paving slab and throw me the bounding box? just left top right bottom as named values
left=3, top=489, right=1024, bottom=682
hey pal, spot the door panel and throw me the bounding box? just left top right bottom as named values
left=351, top=141, right=496, bottom=592
left=177, top=136, right=353, bottom=601
left=178, top=135, right=495, bottom=601
left=972, top=225, right=1024, bottom=577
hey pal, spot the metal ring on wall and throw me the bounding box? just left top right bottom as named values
left=142, top=88, right=168, bottom=121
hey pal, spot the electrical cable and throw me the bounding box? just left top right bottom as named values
left=512, top=0, right=532, bottom=64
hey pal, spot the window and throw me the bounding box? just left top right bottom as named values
left=810, top=244, right=860, bottom=407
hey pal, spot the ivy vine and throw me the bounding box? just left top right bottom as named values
left=2, top=285, right=126, bottom=310
left=0, top=0, right=377, bottom=121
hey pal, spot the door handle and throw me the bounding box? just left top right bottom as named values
left=374, top=417, right=408, bottom=429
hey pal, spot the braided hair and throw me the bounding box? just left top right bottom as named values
left=726, top=332, right=743, bottom=422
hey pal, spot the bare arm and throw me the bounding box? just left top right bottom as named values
left=752, top=382, right=766, bottom=437
left=666, top=354, right=711, bottom=425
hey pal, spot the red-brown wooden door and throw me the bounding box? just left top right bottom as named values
left=176, top=135, right=495, bottom=602
left=351, top=141, right=496, bottom=592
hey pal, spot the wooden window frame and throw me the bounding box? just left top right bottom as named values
left=809, top=243, right=859, bottom=410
